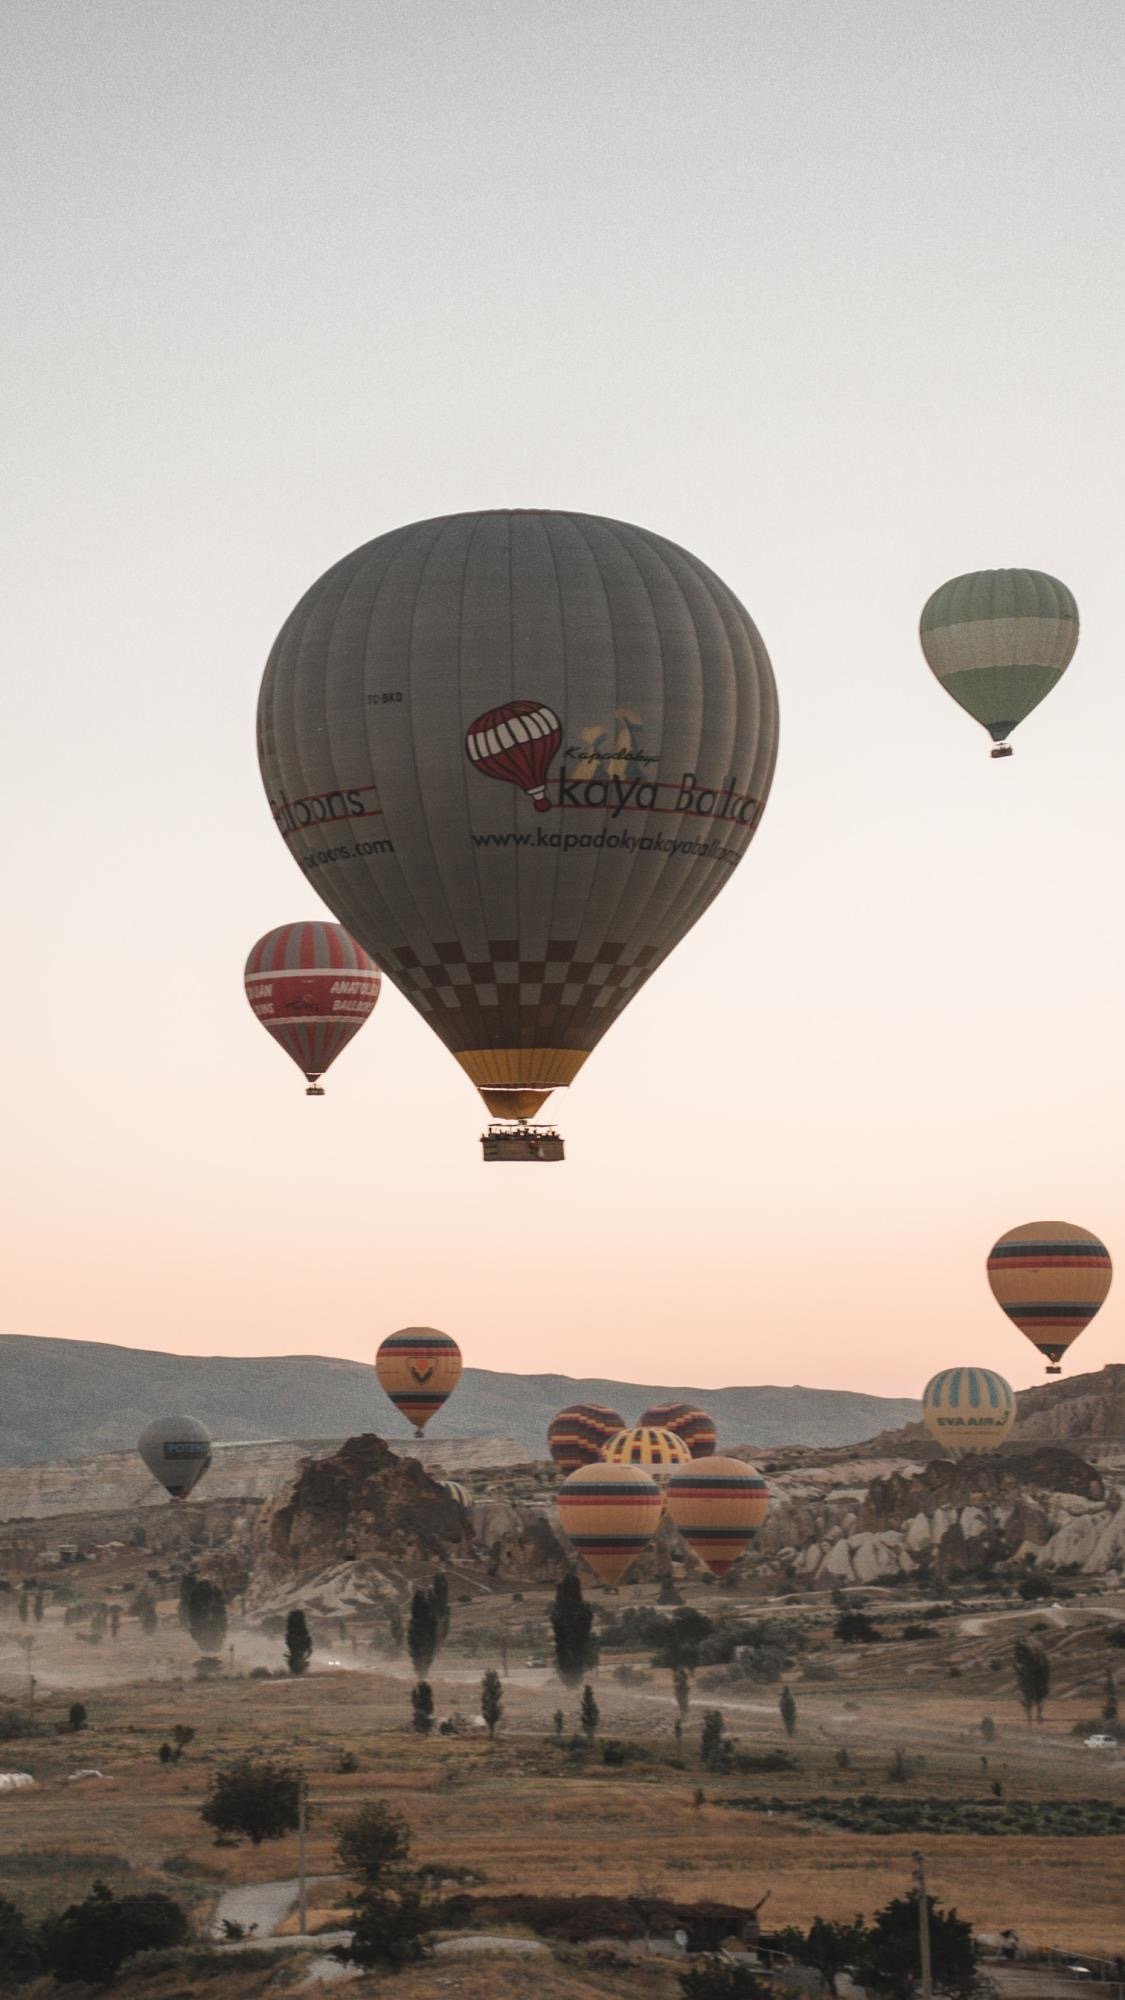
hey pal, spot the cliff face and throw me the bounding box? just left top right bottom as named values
left=250, top=1433, right=476, bottom=1601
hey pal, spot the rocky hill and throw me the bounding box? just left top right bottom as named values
left=0, top=1334, right=921, bottom=1465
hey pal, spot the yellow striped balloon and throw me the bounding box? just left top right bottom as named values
left=555, top=1462, right=663, bottom=1586
left=987, top=1220, right=1112, bottom=1374
left=664, top=1457, right=769, bottom=1576
left=921, top=1368, right=1015, bottom=1456
left=374, top=1327, right=463, bottom=1435
left=603, top=1425, right=691, bottom=1474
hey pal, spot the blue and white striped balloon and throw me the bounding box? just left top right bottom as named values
left=922, top=1367, right=1015, bottom=1455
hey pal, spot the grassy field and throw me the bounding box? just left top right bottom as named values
left=0, top=1584, right=1112, bottom=1976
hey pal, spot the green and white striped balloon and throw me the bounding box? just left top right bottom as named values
left=919, top=569, right=1078, bottom=757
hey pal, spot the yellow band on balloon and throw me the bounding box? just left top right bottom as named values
left=456, top=1047, right=589, bottom=1090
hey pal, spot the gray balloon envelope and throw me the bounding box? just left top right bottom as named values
left=257, top=511, right=779, bottom=1117
left=138, top=1415, right=212, bottom=1500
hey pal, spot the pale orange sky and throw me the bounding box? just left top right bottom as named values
left=4, top=2, right=1123, bottom=1401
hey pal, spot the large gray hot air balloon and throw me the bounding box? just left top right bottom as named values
left=257, top=512, right=778, bottom=1139
left=138, top=1416, right=212, bottom=1500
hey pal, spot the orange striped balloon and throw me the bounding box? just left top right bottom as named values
left=987, top=1220, right=1112, bottom=1374
left=375, top=1327, right=463, bottom=1435
left=639, top=1402, right=718, bottom=1458
left=603, top=1425, right=691, bottom=1474
left=555, top=1462, right=663, bottom=1586
left=547, top=1403, right=625, bottom=1474
left=665, top=1457, right=769, bottom=1576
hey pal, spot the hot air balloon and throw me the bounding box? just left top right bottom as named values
left=138, top=1416, right=212, bottom=1501
left=921, top=1368, right=1016, bottom=1456
left=603, top=1425, right=692, bottom=1474
left=244, top=921, right=381, bottom=1095
left=665, top=1457, right=769, bottom=1576
left=638, top=1402, right=717, bottom=1458
left=375, top=1327, right=463, bottom=1435
left=987, top=1221, right=1111, bottom=1374
left=257, top=511, right=779, bottom=1144
left=547, top=1403, right=626, bottom=1474
left=555, top=1462, right=663, bottom=1586
left=438, top=1478, right=471, bottom=1510
left=919, top=569, right=1078, bottom=758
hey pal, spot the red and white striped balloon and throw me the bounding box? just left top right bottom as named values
left=245, top=921, right=380, bottom=1095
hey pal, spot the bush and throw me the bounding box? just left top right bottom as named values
left=200, top=1759, right=300, bottom=1845
left=835, top=1612, right=882, bottom=1644
left=67, top=1703, right=87, bottom=1733
left=337, top=1884, right=431, bottom=1970
left=1017, top=1573, right=1054, bottom=1601
left=182, top=1579, right=227, bottom=1653
left=0, top=1895, right=41, bottom=1984
left=39, top=1880, right=187, bottom=1985
left=681, top=1959, right=771, bottom=1998
left=334, top=1802, right=411, bottom=1884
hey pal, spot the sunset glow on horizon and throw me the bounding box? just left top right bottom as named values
left=5, top=2, right=1124, bottom=1419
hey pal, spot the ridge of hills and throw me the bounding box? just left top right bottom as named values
left=0, top=1333, right=922, bottom=1465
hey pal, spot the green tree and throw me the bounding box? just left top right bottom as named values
left=552, top=1708, right=565, bottom=1737
left=39, top=1881, right=186, bottom=1985
left=980, top=1715, right=996, bottom=1743
left=859, top=1892, right=976, bottom=2000
left=1013, top=1638, right=1050, bottom=1724
left=184, top=1579, right=227, bottom=1654
left=779, top=1916, right=868, bottom=1997
left=779, top=1684, right=797, bottom=1739
left=700, top=1708, right=727, bottom=1771
left=407, top=1589, right=439, bottom=1678
left=334, top=1802, right=411, bottom=1884
left=411, top=1681, right=434, bottom=1734
left=481, top=1668, right=503, bottom=1740
left=338, top=1883, right=431, bottom=1970
left=285, top=1609, right=313, bottom=1677
left=0, top=1895, right=42, bottom=1985
left=835, top=1611, right=881, bottom=1644
left=200, top=1759, right=300, bottom=1845
left=431, top=1570, right=450, bottom=1644
left=651, top=1607, right=714, bottom=1672
left=67, top=1703, right=87, bottom=1733
left=580, top=1683, right=599, bottom=1742
left=673, top=1665, right=691, bottom=1742
left=1103, top=1668, right=1118, bottom=1724
left=550, top=1571, right=598, bottom=1687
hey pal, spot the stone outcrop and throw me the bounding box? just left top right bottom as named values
left=249, top=1433, right=475, bottom=1603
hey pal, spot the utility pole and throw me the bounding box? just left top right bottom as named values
left=297, top=1777, right=308, bottom=1935
left=912, top=1851, right=933, bottom=2000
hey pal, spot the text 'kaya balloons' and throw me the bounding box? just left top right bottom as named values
left=555, top=1461, right=663, bottom=1586
left=375, top=1328, right=463, bottom=1435
left=245, top=921, right=381, bottom=1095
left=257, top=512, right=779, bottom=1125
left=547, top=1403, right=626, bottom=1475
left=665, top=1457, right=769, bottom=1576
left=920, top=569, right=1078, bottom=759
left=639, top=1401, right=718, bottom=1458
left=921, top=1368, right=1015, bottom=1456
left=138, top=1416, right=212, bottom=1501
left=987, top=1221, right=1112, bottom=1374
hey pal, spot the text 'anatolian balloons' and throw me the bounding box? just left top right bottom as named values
left=245, top=921, right=380, bottom=1095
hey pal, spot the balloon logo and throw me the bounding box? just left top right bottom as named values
left=465, top=700, right=562, bottom=812
left=921, top=1368, right=1015, bottom=1456
left=375, top=1328, right=463, bottom=1436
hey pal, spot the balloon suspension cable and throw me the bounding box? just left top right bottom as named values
left=990, top=742, right=1013, bottom=759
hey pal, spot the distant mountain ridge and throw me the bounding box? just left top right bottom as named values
left=0, top=1335, right=922, bottom=1465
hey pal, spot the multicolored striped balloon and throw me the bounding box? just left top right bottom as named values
left=555, top=1462, right=663, bottom=1586
left=664, top=1457, right=769, bottom=1576
left=245, top=921, right=381, bottom=1095
left=920, top=569, right=1078, bottom=758
left=922, top=1368, right=1016, bottom=1456
left=375, top=1327, right=463, bottom=1435
left=987, top=1220, right=1112, bottom=1373
left=547, top=1403, right=626, bottom=1474
left=639, top=1402, right=718, bottom=1458
left=603, top=1426, right=691, bottom=1474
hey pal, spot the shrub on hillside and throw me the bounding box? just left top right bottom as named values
left=39, top=1881, right=186, bottom=1985
left=200, top=1759, right=300, bottom=1845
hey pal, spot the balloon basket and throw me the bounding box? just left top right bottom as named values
left=481, top=1122, right=565, bottom=1162
left=305, top=1083, right=325, bottom=1097
left=1046, top=1365, right=1062, bottom=1375
left=990, top=744, right=1013, bottom=759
